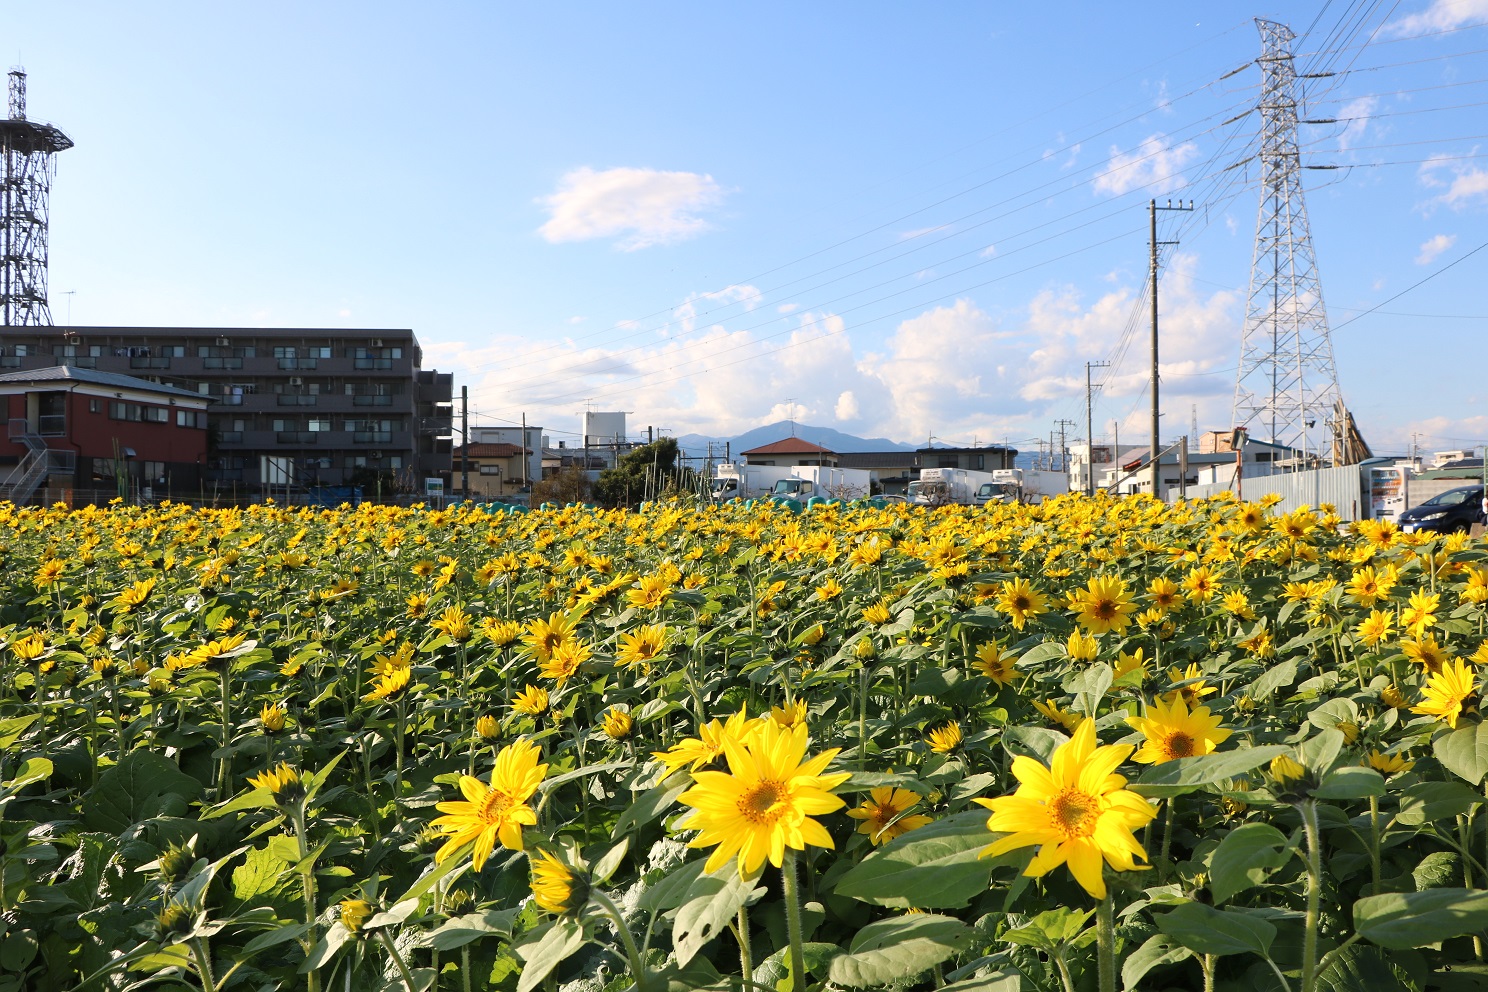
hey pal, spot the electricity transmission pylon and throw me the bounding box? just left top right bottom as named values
left=1232, top=18, right=1343, bottom=467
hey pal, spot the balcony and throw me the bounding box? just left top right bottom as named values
left=218, top=431, right=243, bottom=444
left=277, top=395, right=319, bottom=406
left=352, top=395, right=394, bottom=407
left=353, top=358, right=393, bottom=370
left=38, top=414, right=66, bottom=436
left=203, top=358, right=244, bottom=370
left=276, top=431, right=318, bottom=444
left=129, top=357, right=172, bottom=370
left=278, top=358, right=319, bottom=371
left=353, top=431, right=393, bottom=444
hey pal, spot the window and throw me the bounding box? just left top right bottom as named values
left=307, top=419, right=332, bottom=432
left=143, top=461, right=166, bottom=482
left=479, top=465, right=502, bottom=475
left=273, top=346, right=297, bottom=359
left=389, top=456, right=403, bottom=470
left=309, top=346, right=331, bottom=358
left=89, top=399, right=102, bottom=413
left=272, top=419, right=296, bottom=432
left=109, top=401, right=144, bottom=422
left=177, top=410, right=203, bottom=428
left=144, top=406, right=169, bottom=423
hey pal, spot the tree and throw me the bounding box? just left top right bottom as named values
left=591, top=438, right=700, bottom=509
left=531, top=464, right=589, bottom=505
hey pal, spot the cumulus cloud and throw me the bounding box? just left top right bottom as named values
left=1337, top=96, right=1378, bottom=151
left=835, top=390, right=861, bottom=421
left=1419, top=156, right=1488, bottom=210
left=538, top=167, right=726, bottom=250
left=1390, top=0, right=1488, bottom=34
left=1093, top=134, right=1200, bottom=197
left=1417, top=233, right=1457, bottom=265
left=672, top=284, right=759, bottom=335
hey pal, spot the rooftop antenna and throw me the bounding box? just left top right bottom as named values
left=1, top=68, right=73, bottom=327
left=786, top=398, right=796, bottom=437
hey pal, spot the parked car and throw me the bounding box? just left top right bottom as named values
left=1398, top=484, right=1486, bottom=534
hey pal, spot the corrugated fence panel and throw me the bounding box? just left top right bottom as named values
left=1184, top=464, right=1366, bottom=518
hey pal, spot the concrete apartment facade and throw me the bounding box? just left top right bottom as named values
left=0, top=326, right=453, bottom=491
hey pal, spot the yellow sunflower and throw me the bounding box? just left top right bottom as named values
left=431, top=738, right=547, bottom=870
left=846, top=787, right=933, bottom=846
left=1125, top=695, right=1231, bottom=764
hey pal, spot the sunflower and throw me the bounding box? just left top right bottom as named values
left=1402, top=590, right=1440, bottom=640
left=1412, top=658, right=1477, bottom=729
left=1147, top=577, right=1182, bottom=613
left=1068, top=575, right=1137, bottom=635
left=1366, top=750, right=1414, bottom=776
left=772, top=699, right=808, bottom=728
left=861, top=600, right=892, bottom=626
left=247, top=763, right=304, bottom=805
left=530, top=850, right=586, bottom=915
left=432, top=738, right=547, bottom=869
left=1356, top=610, right=1394, bottom=648
left=927, top=721, right=962, bottom=754
left=340, top=899, right=376, bottom=933
left=847, top=787, right=933, bottom=846
left=1032, top=698, right=1084, bottom=732
left=512, top=684, right=549, bottom=716
left=653, top=710, right=764, bottom=779
left=538, top=640, right=591, bottom=685
left=676, top=720, right=851, bottom=879
left=363, top=665, right=411, bottom=702
left=1181, top=566, right=1216, bottom=603
left=617, top=625, right=668, bottom=666
left=1065, top=630, right=1099, bottom=662
left=430, top=604, right=473, bottom=643
left=996, top=578, right=1049, bottom=630
left=522, top=610, right=581, bottom=662
left=1163, top=664, right=1217, bottom=707
left=627, top=574, right=673, bottom=610
left=601, top=706, right=633, bottom=740
left=1125, top=696, right=1231, bottom=764
left=815, top=577, right=844, bottom=601
left=33, top=559, right=65, bottom=586
left=975, top=719, right=1156, bottom=899
left=260, top=702, right=287, bottom=733
left=973, top=642, right=1017, bottom=687
left=1403, top=635, right=1452, bottom=673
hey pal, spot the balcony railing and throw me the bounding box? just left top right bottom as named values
left=278, top=358, right=319, bottom=370
left=352, top=395, right=394, bottom=406
left=353, top=431, right=393, bottom=444
left=277, top=395, right=319, bottom=406
left=129, top=357, right=172, bottom=369
left=354, top=358, right=393, bottom=370
left=38, top=414, right=65, bottom=436
left=218, top=431, right=243, bottom=443
left=276, top=431, right=318, bottom=444
left=203, top=357, right=244, bottom=370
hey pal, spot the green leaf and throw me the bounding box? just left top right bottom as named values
left=1354, top=888, right=1488, bottom=949
left=0, top=714, right=38, bottom=752
left=1155, top=902, right=1276, bottom=957
left=1129, top=746, right=1289, bottom=798
left=1314, top=766, right=1385, bottom=800
left=301, top=923, right=351, bottom=972
left=81, top=750, right=204, bottom=834
left=1247, top=659, right=1299, bottom=701
left=231, top=844, right=293, bottom=902
left=1121, top=933, right=1193, bottom=991
left=1001, top=725, right=1068, bottom=764
left=516, top=917, right=587, bottom=992
left=1433, top=721, right=1488, bottom=785
left=541, top=760, right=633, bottom=792
left=591, top=837, right=630, bottom=885
left=1412, top=851, right=1461, bottom=891
left=673, top=864, right=759, bottom=966
left=1019, top=642, right=1066, bottom=667
left=128, top=944, right=192, bottom=972
left=613, top=777, right=688, bottom=839
left=1, top=757, right=51, bottom=796
left=1296, top=728, right=1346, bottom=778
left=639, top=860, right=706, bottom=916
left=1068, top=663, right=1113, bottom=717
left=1209, top=823, right=1293, bottom=904
left=833, top=811, right=994, bottom=909
left=425, top=909, right=517, bottom=952
left=241, top=922, right=313, bottom=955
left=1002, top=908, right=1094, bottom=952
left=1394, top=781, right=1485, bottom=826
left=827, top=914, right=971, bottom=988
left=940, top=971, right=1021, bottom=992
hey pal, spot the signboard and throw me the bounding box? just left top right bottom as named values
left=1368, top=466, right=1406, bottom=522
left=425, top=478, right=445, bottom=496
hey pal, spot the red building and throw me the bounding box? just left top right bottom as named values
left=0, top=366, right=211, bottom=503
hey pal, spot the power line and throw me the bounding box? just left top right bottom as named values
left=1332, top=239, right=1488, bottom=331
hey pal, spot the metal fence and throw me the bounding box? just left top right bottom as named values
left=1183, top=463, right=1368, bottom=519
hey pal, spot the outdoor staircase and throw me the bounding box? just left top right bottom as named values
left=1, top=418, right=75, bottom=506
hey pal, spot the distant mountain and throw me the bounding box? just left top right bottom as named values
left=674, top=421, right=916, bottom=457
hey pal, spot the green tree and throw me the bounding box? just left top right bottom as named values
left=531, top=464, right=590, bottom=505
left=591, top=438, right=701, bottom=508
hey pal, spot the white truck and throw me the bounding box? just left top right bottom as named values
left=768, top=465, right=874, bottom=501
left=908, top=467, right=996, bottom=506
left=975, top=468, right=1070, bottom=505
left=711, top=463, right=797, bottom=501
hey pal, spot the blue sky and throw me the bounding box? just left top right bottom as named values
left=12, top=1, right=1488, bottom=456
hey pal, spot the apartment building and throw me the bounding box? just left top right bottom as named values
left=0, top=326, right=452, bottom=490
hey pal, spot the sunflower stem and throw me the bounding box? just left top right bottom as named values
left=376, top=928, right=419, bottom=992
left=1096, top=890, right=1116, bottom=992
left=734, top=905, right=754, bottom=984
left=783, top=850, right=808, bottom=992
left=1368, top=794, right=1381, bottom=893
left=1201, top=953, right=1216, bottom=992
left=1158, top=798, right=1175, bottom=883
left=289, top=803, right=321, bottom=992
left=591, top=889, right=648, bottom=992
left=1300, top=799, right=1323, bottom=992
left=1052, top=952, right=1077, bottom=992
left=857, top=662, right=870, bottom=771
left=191, top=935, right=218, bottom=992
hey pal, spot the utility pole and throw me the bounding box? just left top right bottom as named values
left=1150, top=197, right=1194, bottom=499
left=520, top=412, right=527, bottom=488
left=460, top=385, right=469, bottom=498
left=1085, top=361, right=1110, bottom=496
left=1056, top=419, right=1076, bottom=475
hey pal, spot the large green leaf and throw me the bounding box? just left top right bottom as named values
left=515, top=917, right=587, bottom=992
left=1433, top=721, right=1488, bottom=785
left=81, top=750, right=203, bottom=834
left=1155, top=902, right=1275, bottom=957
left=1314, top=766, right=1385, bottom=800
left=0, top=714, right=38, bottom=752
left=1121, top=934, right=1193, bottom=991
left=672, top=864, right=759, bottom=966
left=1247, top=659, right=1299, bottom=701
left=613, top=777, right=688, bottom=839
left=833, top=811, right=996, bottom=909
left=826, top=914, right=971, bottom=988
left=1354, top=888, right=1488, bottom=949
left=1394, top=781, right=1485, bottom=826
left=1209, top=822, right=1293, bottom=904
left=1129, top=746, right=1289, bottom=798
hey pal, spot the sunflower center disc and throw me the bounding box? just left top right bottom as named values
left=741, top=782, right=784, bottom=820
left=1165, top=732, right=1195, bottom=758
left=479, top=789, right=515, bottom=822
left=1048, top=789, right=1099, bottom=838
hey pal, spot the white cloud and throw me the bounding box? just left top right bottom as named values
left=1093, top=134, right=1200, bottom=197
left=899, top=224, right=952, bottom=241
left=1419, top=155, right=1488, bottom=210
left=672, top=284, right=759, bottom=335
left=1337, top=96, right=1378, bottom=151
left=537, top=167, right=726, bottom=250
left=1417, top=233, right=1457, bottom=265
left=1390, top=0, right=1488, bottom=34
left=834, top=391, right=860, bottom=421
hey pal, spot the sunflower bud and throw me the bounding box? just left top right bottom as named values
left=1380, top=683, right=1408, bottom=709
left=339, top=898, right=376, bottom=934
left=260, top=702, right=287, bottom=734
left=530, top=851, right=589, bottom=916
left=1268, top=754, right=1318, bottom=804
left=854, top=638, right=876, bottom=660
left=157, top=841, right=196, bottom=883
left=475, top=714, right=500, bottom=741
left=601, top=707, right=633, bottom=741
left=157, top=901, right=193, bottom=936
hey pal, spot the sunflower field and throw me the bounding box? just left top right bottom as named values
left=3, top=494, right=1488, bottom=992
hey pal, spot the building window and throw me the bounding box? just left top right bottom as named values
left=143, top=461, right=166, bottom=482
left=89, top=398, right=102, bottom=413
left=144, top=406, right=169, bottom=423
left=307, top=419, right=332, bottom=432
left=273, top=346, right=297, bottom=359
left=109, top=401, right=144, bottom=422
left=177, top=410, right=203, bottom=428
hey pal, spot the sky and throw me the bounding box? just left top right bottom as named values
left=9, top=1, right=1488, bottom=458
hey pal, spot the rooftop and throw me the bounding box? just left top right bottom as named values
left=740, top=437, right=837, bottom=456
left=0, top=364, right=207, bottom=400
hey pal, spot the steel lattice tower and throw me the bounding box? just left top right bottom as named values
left=0, top=69, right=72, bottom=327
left=1232, top=19, right=1342, bottom=466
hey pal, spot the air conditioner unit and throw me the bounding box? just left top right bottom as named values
left=289, top=377, right=303, bottom=386
left=370, top=338, right=384, bottom=348
left=216, top=337, right=230, bottom=347
left=370, top=451, right=383, bottom=459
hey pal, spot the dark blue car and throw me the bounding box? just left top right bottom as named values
left=1399, top=484, right=1485, bottom=534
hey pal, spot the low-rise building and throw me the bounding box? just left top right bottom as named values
left=740, top=437, right=839, bottom=467
left=0, top=365, right=210, bottom=502
left=451, top=442, right=532, bottom=498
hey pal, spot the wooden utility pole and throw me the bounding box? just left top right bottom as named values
left=1085, top=361, right=1109, bottom=496
left=460, top=386, right=469, bottom=498
left=1149, top=198, right=1193, bottom=499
